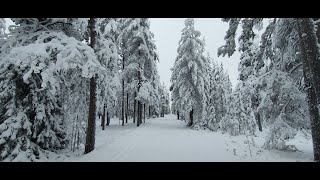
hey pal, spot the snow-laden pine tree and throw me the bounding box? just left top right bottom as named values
left=119, top=18, right=159, bottom=126
left=257, top=19, right=309, bottom=150
left=0, top=18, right=101, bottom=161
left=207, top=60, right=232, bottom=131
left=159, top=83, right=170, bottom=117
left=95, top=18, right=121, bottom=129
left=170, top=18, right=209, bottom=129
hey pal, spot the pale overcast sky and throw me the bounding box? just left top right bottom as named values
left=5, top=18, right=241, bottom=89
left=149, top=18, right=240, bottom=90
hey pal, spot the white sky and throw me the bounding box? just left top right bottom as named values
left=149, top=18, right=241, bottom=90
left=5, top=18, right=241, bottom=89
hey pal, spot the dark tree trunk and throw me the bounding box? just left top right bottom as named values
left=144, top=104, right=146, bottom=123
left=137, top=62, right=142, bottom=126
left=126, top=93, right=128, bottom=123
left=177, top=111, right=179, bottom=120
left=161, top=106, right=164, bottom=117
left=77, top=126, right=80, bottom=149
left=140, top=102, right=143, bottom=125
left=188, top=109, right=193, bottom=126
left=121, top=48, right=125, bottom=126
left=106, top=111, right=110, bottom=126
left=133, top=92, right=136, bottom=123
left=85, top=18, right=97, bottom=154
left=149, top=106, right=151, bottom=118
left=137, top=101, right=140, bottom=127
left=255, top=111, right=262, bottom=132
left=102, top=104, right=106, bottom=130
left=122, top=79, right=125, bottom=126
left=100, top=112, right=102, bottom=126
left=296, top=18, right=320, bottom=161
left=151, top=106, right=153, bottom=117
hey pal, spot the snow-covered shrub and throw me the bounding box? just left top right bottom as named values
left=220, top=116, right=240, bottom=136
left=263, top=114, right=297, bottom=150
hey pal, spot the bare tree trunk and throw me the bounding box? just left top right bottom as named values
left=137, top=62, right=142, bottom=126
left=76, top=125, right=80, bottom=149
left=106, top=111, right=110, bottom=126
left=140, top=102, right=143, bottom=125
left=134, top=92, right=136, bottom=123
left=122, top=79, right=125, bottom=126
left=255, top=111, right=262, bottom=132
left=137, top=101, right=140, bottom=127
left=71, top=120, right=75, bottom=152
left=99, top=112, right=102, bottom=126
left=73, top=123, right=77, bottom=152
left=188, top=109, right=193, bottom=126
left=177, top=111, right=179, bottom=120
left=102, top=104, right=106, bottom=130
left=122, top=50, right=125, bottom=126
left=126, top=93, right=128, bottom=123
left=144, top=104, right=146, bottom=123
left=296, top=18, right=320, bottom=161
left=84, top=18, right=97, bottom=154
left=149, top=105, right=151, bottom=118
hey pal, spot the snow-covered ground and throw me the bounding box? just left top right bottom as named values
left=58, top=114, right=313, bottom=162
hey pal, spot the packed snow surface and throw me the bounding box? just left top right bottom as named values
left=63, top=114, right=313, bottom=162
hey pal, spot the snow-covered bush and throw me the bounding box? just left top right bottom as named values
left=263, top=114, right=297, bottom=150
left=220, top=116, right=240, bottom=136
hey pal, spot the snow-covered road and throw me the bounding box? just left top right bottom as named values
left=66, top=114, right=313, bottom=162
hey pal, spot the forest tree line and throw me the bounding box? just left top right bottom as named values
left=170, top=18, right=320, bottom=161
left=0, top=18, right=170, bottom=161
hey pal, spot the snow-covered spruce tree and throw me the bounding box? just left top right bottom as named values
left=207, top=60, right=232, bottom=131
left=159, top=83, right=168, bottom=117
left=119, top=18, right=159, bottom=126
left=0, top=18, right=101, bottom=161
left=218, top=18, right=263, bottom=135
left=95, top=18, right=121, bottom=129
left=159, top=83, right=170, bottom=116
left=220, top=93, right=240, bottom=136
left=258, top=19, right=309, bottom=150
left=170, top=51, right=181, bottom=120
left=207, top=60, right=221, bottom=131
left=220, top=82, right=256, bottom=136
left=170, top=18, right=209, bottom=129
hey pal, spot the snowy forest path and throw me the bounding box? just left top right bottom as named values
left=65, top=114, right=313, bottom=162
left=67, top=114, right=239, bottom=162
